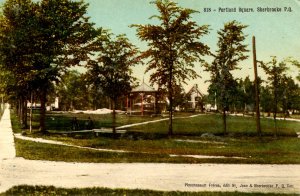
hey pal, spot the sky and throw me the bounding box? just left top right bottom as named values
left=1, top=0, right=300, bottom=93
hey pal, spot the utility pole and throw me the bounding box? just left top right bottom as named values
left=252, top=36, right=261, bottom=137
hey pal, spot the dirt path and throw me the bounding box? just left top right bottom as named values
left=1, top=107, right=300, bottom=194
left=1, top=158, right=299, bottom=194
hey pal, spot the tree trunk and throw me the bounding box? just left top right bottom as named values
left=29, top=92, right=33, bottom=133
left=274, top=112, right=277, bottom=138
left=19, top=97, right=28, bottom=128
left=273, top=99, right=278, bottom=138
left=16, top=99, right=20, bottom=119
left=40, top=89, right=47, bottom=133
left=168, top=62, right=173, bottom=136
left=222, top=108, right=227, bottom=136
left=168, top=95, right=173, bottom=136
left=18, top=98, right=23, bottom=124
left=112, top=99, right=116, bottom=134
left=22, top=99, right=28, bottom=129
left=108, top=97, right=112, bottom=110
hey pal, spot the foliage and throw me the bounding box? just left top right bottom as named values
left=87, top=33, right=139, bottom=103
left=241, top=76, right=255, bottom=112
left=82, top=71, right=109, bottom=111
left=172, top=83, right=187, bottom=110
left=86, top=32, right=140, bottom=133
left=0, top=65, right=13, bottom=103
left=260, top=85, right=273, bottom=115
left=0, top=0, right=100, bottom=132
left=260, top=57, right=289, bottom=136
left=260, top=57, right=300, bottom=117
left=132, top=0, right=210, bottom=135
left=0, top=0, right=39, bottom=127
left=280, top=76, right=300, bottom=115
left=205, top=20, right=248, bottom=135
left=290, top=59, right=300, bottom=82
left=55, top=70, right=90, bottom=111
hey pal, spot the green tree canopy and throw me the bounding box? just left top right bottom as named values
left=55, top=70, right=89, bottom=111
left=132, top=0, right=210, bottom=135
left=205, top=20, right=248, bottom=135
left=86, top=33, right=140, bottom=133
left=260, top=57, right=289, bottom=136
left=0, top=0, right=100, bottom=132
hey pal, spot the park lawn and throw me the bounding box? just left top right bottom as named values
left=24, top=110, right=168, bottom=131
left=1, top=185, right=297, bottom=196
left=14, top=134, right=300, bottom=164
left=11, top=110, right=300, bottom=164
left=126, top=114, right=299, bottom=137
left=16, top=138, right=261, bottom=164
left=15, top=110, right=299, bottom=137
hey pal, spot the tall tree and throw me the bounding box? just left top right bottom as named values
left=0, top=0, right=99, bottom=132
left=233, top=78, right=248, bottom=113
left=172, top=83, right=186, bottom=111
left=290, top=59, right=300, bottom=82
left=0, top=0, right=39, bottom=128
left=132, top=0, right=210, bottom=135
left=55, top=70, right=89, bottom=111
left=86, top=33, right=139, bottom=133
left=282, top=77, right=300, bottom=114
left=260, top=85, right=273, bottom=116
left=34, top=0, right=99, bottom=132
left=205, top=20, right=248, bottom=135
left=260, top=57, right=288, bottom=137
left=83, top=75, right=109, bottom=111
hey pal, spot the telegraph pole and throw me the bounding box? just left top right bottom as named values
left=252, top=36, right=261, bottom=137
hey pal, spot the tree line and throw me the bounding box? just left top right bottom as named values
left=0, top=0, right=299, bottom=136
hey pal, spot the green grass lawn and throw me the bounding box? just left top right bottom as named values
left=17, top=110, right=299, bottom=137
left=49, top=111, right=173, bottom=131
left=11, top=110, right=300, bottom=164
left=2, top=185, right=295, bottom=196
left=14, top=136, right=300, bottom=164
left=126, top=114, right=298, bottom=137
left=24, top=111, right=168, bottom=131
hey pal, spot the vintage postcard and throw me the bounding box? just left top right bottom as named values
left=0, top=0, right=299, bottom=195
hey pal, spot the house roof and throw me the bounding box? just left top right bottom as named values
left=131, top=82, right=156, bottom=93
left=187, top=84, right=203, bottom=97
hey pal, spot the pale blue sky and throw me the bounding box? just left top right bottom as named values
left=1, top=0, right=300, bottom=92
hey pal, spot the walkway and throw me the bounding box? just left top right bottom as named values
left=116, top=113, right=205, bottom=129
left=0, top=106, right=300, bottom=194
left=0, top=104, right=16, bottom=160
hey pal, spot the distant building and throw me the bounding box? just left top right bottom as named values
left=127, top=82, right=158, bottom=115
left=185, top=84, right=204, bottom=112
left=27, top=97, right=59, bottom=111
